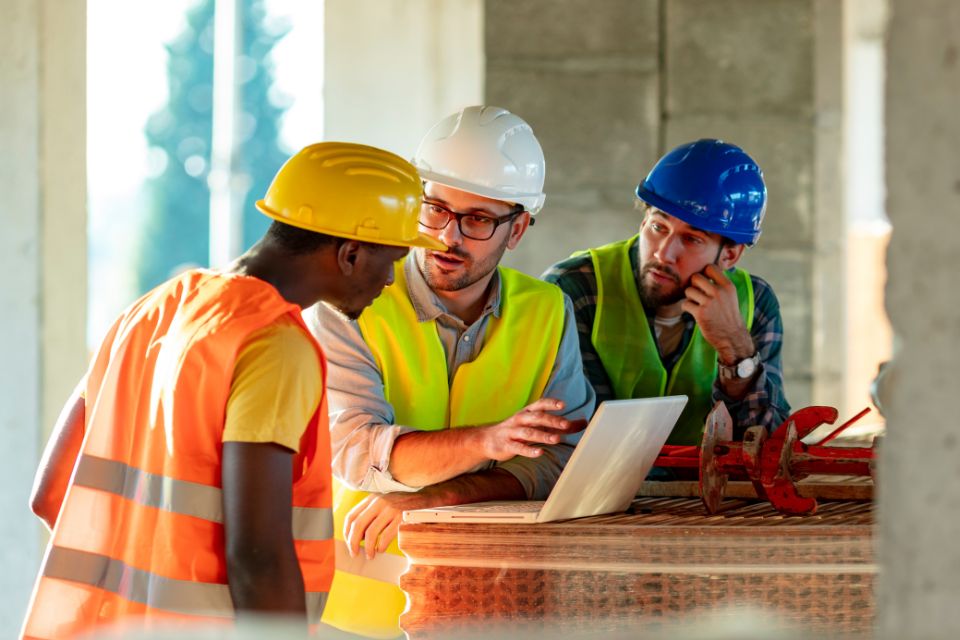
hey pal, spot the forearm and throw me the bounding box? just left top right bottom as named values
left=226, top=543, right=306, bottom=616
left=714, top=366, right=791, bottom=436
left=31, top=383, right=86, bottom=530
left=421, top=467, right=526, bottom=505
left=222, top=442, right=307, bottom=619
left=389, top=427, right=489, bottom=487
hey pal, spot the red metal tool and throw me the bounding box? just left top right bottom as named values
left=654, top=402, right=878, bottom=516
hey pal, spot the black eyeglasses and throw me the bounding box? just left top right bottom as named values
left=418, top=200, right=526, bottom=241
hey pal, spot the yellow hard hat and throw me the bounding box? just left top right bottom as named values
left=257, top=142, right=445, bottom=251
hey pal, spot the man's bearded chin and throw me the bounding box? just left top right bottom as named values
left=639, top=264, right=686, bottom=309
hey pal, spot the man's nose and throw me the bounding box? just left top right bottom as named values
left=653, top=234, right=681, bottom=264
left=438, top=216, right=463, bottom=247
left=384, top=262, right=396, bottom=288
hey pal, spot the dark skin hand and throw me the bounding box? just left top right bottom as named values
left=222, top=441, right=307, bottom=622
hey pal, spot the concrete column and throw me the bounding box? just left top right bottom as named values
left=879, top=1, right=960, bottom=637
left=324, top=0, right=484, bottom=158
left=0, top=0, right=87, bottom=632
left=485, top=0, right=661, bottom=277
left=664, top=0, right=843, bottom=410
left=485, top=0, right=843, bottom=411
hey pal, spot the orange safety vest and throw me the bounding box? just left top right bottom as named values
left=21, top=270, right=335, bottom=639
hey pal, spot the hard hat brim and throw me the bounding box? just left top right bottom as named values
left=418, top=170, right=546, bottom=215
left=256, top=200, right=448, bottom=252
left=634, top=186, right=761, bottom=246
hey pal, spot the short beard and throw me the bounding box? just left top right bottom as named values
left=638, top=263, right=685, bottom=309
left=416, top=236, right=510, bottom=292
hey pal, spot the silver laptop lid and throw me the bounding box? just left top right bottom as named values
left=537, top=395, right=687, bottom=522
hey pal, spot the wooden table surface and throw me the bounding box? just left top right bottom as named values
left=399, top=497, right=875, bottom=638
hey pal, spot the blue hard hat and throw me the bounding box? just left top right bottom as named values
left=635, top=139, right=767, bottom=246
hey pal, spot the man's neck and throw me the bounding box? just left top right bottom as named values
left=653, top=299, right=684, bottom=319
left=228, top=242, right=317, bottom=309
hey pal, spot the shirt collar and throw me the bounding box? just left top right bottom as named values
left=403, top=252, right=503, bottom=325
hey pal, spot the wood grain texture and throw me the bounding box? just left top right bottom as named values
left=399, top=498, right=874, bottom=638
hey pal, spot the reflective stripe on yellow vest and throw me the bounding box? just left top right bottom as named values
left=21, top=271, right=334, bottom=640
left=588, top=236, right=754, bottom=444
left=320, top=265, right=565, bottom=638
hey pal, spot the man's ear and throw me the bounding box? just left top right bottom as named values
left=336, top=240, right=364, bottom=276
left=717, top=241, right=746, bottom=269
left=506, top=212, right=531, bottom=250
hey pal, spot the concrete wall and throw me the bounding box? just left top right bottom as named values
left=879, top=1, right=960, bottom=637
left=0, top=0, right=87, bottom=633
left=486, top=0, right=844, bottom=411
left=324, top=0, right=484, bottom=158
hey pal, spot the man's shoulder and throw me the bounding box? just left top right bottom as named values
left=541, top=251, right=596, bottom=285
left=500, top=267, right=566, bottom=310
left=742, top=272, right=783, bottom=323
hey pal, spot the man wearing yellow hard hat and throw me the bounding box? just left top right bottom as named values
left=22, top=143, right=437, bottom=638
left=306, top=106, right=596, bottom=638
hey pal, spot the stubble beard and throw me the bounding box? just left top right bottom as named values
left=416, top=238, right=509, bottom=292
left=638, top=263, right=685, bottom=310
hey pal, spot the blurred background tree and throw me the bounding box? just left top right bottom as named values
left=137, top=0, right=290, bottom=293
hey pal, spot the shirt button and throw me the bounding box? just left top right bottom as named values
left=463, top=335, right=470, bottom=342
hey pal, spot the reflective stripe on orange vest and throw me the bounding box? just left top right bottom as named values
left=73, top=454, right=333, bottom=540
left=21, top=270, right=334, bottom=640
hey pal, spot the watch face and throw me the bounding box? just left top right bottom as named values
left=737, top=355, right=757, bottom=378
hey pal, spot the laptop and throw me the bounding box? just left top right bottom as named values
left=402, top=395, right=688, bottom=524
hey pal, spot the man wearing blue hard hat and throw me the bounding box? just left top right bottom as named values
left=544, top=139, right=791, bottom=444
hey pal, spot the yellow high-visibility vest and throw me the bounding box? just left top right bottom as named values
left=320, top=264, right=565, bottom=638
left=586, top=236, right=754, bottom=444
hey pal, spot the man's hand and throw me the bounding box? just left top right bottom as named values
left=344, top=469, right=527, bottom=558
left=478, top=398, right=588, bottom=461
left=681, top=264, right=755, bottom=364
left=344, top=491, right=449, bottom=559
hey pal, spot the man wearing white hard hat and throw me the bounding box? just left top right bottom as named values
left=306, top=106, right=595, bottom=638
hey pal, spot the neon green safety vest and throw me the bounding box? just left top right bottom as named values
left=587, top=235, right=754, bottom=445
left=320, top=263, right=565, bottom=638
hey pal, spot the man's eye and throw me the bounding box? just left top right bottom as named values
left=466, top=215, right=493, bottom=226
left=686, top=235, right=704, bottom=245
left=427, top=204, right=445, bottom=214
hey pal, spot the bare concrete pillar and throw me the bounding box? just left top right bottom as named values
left=485, top=0, right=661, bottom=277
left=324, top=0, right=483, bottom=158
left=664, top=0, right=843, bottom=410
left=486, top=0, right=843, bottom=411
left=1, top=0, right=87, bottom=632
left=879, top=2, right=960, bottom=637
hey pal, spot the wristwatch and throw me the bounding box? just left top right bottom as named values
left=718, top=352, right=760, bottom=381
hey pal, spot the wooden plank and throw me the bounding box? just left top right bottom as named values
left=636, top=478, right=874, bottom=501
left=399, top=497, right=875, bottom=638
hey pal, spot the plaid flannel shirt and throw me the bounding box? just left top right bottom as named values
left=542, top=241, right=791, bottom=435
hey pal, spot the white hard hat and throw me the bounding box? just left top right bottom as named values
left=412, top=106, right=547, bottom=214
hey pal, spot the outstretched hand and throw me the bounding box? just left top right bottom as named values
left=479, top=398, right=588, bottom=461
left=343, top=491, right=450, bottom=559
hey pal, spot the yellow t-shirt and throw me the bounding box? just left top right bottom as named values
left=222, top=315, right=322, bottom=452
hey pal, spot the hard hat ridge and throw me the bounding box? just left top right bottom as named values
left=635, top=138, right=767, bottom=246
left=413, top=105, right=547, bottom=214
left=257, top=141, right=445, bottom=251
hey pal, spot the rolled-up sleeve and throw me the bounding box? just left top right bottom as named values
left=496, top=294, right=597, bottom=499
left=303, top=302, right=422, bottom=493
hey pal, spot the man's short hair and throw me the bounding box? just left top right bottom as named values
left=266, top=220, right=348, bottom=255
